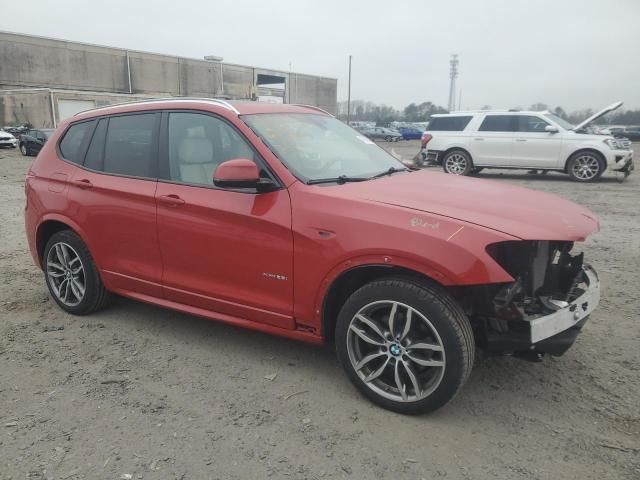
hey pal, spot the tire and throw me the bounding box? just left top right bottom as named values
left=43, top=230, right=111, bottom=315
left=567, top=151, right=605, bottom=182
left=335, top=277, right=475, bottom=414
left=442, top=149, right=473, bottom=176
left=471, top=167, right=484, bottom=175
left=20, top=144, right=28, bottom=156
left=385, top=135, right=392, bottom=142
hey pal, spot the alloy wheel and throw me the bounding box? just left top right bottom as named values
left=571, top=155, right=600, bottom=180
left=445, top=153, right=467, bottom=174
left=346, top=300, right=446, bottom=403
left=46, top=242, right=86, bottom=307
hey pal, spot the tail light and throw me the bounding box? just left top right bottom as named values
left=421, top=133, right=432, bottom=147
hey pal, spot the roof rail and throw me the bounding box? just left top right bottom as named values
left=291, top=104, right=333, bottom=116
left=74, top=97, right=240, bottom=116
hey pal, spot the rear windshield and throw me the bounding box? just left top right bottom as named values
left=428, top=116, right=472, bottom=131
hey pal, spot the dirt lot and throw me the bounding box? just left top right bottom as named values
left=1, top=142, right=638, bottom=480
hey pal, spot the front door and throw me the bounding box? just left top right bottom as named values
left=155, top=110, right=294, bottom=329
left=511, top=115, right=563, bottom=168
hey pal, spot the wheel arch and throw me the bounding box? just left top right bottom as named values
left=35, top=215, right=90, bottom=268
left=321, top=264, right=445, bottom=342
left=564, top=148, right=606, bottom=173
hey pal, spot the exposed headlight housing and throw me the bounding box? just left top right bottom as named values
left=603, top=137, right=626, bottom=150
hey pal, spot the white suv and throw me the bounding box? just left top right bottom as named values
left=419, top=102, right=634, bottom=182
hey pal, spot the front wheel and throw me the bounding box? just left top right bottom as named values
left=442, top=150, right=473, bottom=176
left=567, top=151, right=605, bottom=182
left=335, top=278, right=475, bottom=414
left=20, top=144, right=28, bottom=156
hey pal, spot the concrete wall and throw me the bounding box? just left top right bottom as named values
left=0, top=90, right=154, bottom=128
left=0, top=31, right=337, bottom=113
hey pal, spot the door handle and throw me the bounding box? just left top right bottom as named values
left=70, top=178, right=93, bottom=189
left=474, top=138, right=484, bottom=141
left=158, top=194, right=185, bottom=206
left=515, top=138, right=527, bottom=142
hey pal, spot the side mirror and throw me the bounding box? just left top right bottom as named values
left=545, top=125, right=559, bottom=133
left=213, top=158, right=276, bottom=192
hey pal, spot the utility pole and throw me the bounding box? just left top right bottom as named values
left=347, top=55, right=352, bottom=124
left=288, top=61, right=292, bottom=104
left=458, top=89, right=462, bottom=112
left=448, top=54, right=459, bottom=112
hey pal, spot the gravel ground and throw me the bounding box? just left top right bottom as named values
left=1, top=142, right=638, bottom=480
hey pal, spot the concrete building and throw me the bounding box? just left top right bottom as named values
left=0, top=31, right=337, bottom=128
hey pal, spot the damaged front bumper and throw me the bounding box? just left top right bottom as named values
left=486, top=265, right=599, bottom=357
left=479, top=239, right=602, bottom=357
left=529, top=264, right=600, bottom=343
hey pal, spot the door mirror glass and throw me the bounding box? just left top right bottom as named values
left=213, top=158, right=261, bottom=189
left=545, top=125, right=559, bottom=133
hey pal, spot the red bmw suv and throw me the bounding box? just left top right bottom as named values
left=25, top=99, right=601, bottom=413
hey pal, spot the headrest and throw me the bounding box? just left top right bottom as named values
left=178, top=137, right=214, bottom=165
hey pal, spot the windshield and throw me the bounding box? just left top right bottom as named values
left=242, top=113, right=405, bottom=182
left=544, top=113, right=574, bottom=130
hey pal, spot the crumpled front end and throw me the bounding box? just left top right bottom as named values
left=458, top=240, right=600, bottom=359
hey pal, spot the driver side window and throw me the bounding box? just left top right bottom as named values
left=167, top=112, right=255, bottom=186
left=518, top=115, right=550, bottom=133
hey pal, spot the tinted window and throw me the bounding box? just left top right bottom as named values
left=84, top=118, right=108, bottom=171
left=59, top=121, right=95, bottom=164
left=428, top=116, right=472, bottom=131
left=104, top=114, right=157, bottom=178
left=167, top=112, right=255, bottom=186
left=518, top=115, right=550, bottom=133
left=478, top=115, right=516, bottom=132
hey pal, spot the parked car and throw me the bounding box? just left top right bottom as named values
left=398, top=127, right=423, bottom=140
left=0, top=130, right=18, bottom=149
left=361, top=126, right=403, bottom=142
left=19, top=128, right=55, bottom=156
left=599, top=125, right=640, bottom=142
left=2, top=123, right=31, bottom=136
left=621, top=127, right=640, bottom=142
left=418, top=102, right=634, bottom=182
left=25, top=99, right=601, bottom=414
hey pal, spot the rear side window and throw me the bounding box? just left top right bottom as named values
left=103, top=114, right=158, bottom=178
left=59, top=120, right=95, bottom=164
left=478, top=115, right=517, bottom=132
left=428, top=116, right=472, bottom=131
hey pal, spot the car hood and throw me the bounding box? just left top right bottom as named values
left=572, top=101, right=623, bottom=131
left=335, top=171, right=599, bottom=241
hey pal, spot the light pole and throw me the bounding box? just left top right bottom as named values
left=347, top=55, right=352, bottom=124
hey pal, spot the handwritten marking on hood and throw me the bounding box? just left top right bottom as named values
left=410, top=218, right=440, bottom=229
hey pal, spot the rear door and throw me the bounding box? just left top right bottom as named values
left=471, top=114, right=516, bottom=166
left=511, top=115, right=563, bottom=168
left=65, top=112, right=163, bottom=297
left=155, top=110, right=294, bottom=329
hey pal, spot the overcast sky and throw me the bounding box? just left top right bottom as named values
left=2, top=0, right=639, bottom=112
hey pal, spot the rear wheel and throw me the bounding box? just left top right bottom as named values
left=43, top=230, right=111, bottom=315
left=442, top=150, right=473, bottom=176
left=567, top=151, right=605, bottom=182
left=335, top=278, right=475, bottom=414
